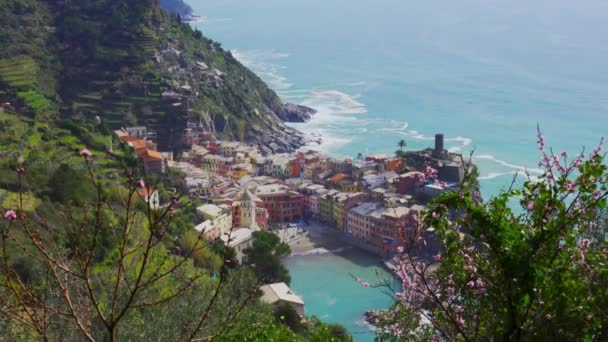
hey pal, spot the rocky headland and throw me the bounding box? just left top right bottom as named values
left=276, top=103, right=317, bottom=123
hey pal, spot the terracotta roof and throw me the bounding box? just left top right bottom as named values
left=330, top=173, right=349, bottom=183
left=146, top=149, right=163, bottom=160
left=120, top=136, right=139, bottom=142
left=128, top=140, right=147, bottom=150
left=137, top=188, right=152, bottom=197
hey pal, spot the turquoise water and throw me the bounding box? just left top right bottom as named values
left=188, top=1, right=608, bottom=339
left=283, top=248, right=398, bottom=341
left=191, top=0, right=608, bottom=200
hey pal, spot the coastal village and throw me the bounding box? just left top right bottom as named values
left=113, top=123, right=468, bottom=314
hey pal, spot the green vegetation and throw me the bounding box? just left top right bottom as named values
left=0, top=1, right=336, bottom=340
left=375, top=134, right=608, bottom=341
left=160, top=0, right=193, bottom=16
left=244, top=230, right=292, bottom=285
left=0, top=0, right=288, bottom=149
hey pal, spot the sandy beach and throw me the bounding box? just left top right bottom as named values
left=287, top=220, right=345, bottom=254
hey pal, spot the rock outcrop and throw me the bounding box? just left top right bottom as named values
left=276, top=103, right=317, bottom=123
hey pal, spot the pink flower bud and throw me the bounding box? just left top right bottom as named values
left=362, top=282, right=370, bottom=288
left=396, top=246, right=404, bottom=253
left=466, top=281, right=475, bottom=289
left=527, top=202, right=535, bottom=211
left=455, top=305, right=464, bottom=313
left=79, top=148, right=92, bottom=157
left=433, top=254, right=442, bottom=262
left=137, top=179, right=146, bottom=188
left=4, top=210, right=17, bottom=221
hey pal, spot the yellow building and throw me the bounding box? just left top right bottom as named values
left=319, top=190, right=338, bottom=224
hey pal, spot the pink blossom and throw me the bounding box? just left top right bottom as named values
left=16, top=167, right=25, bottom=174
left=433, top=254, right=442, bottom=262
left=545, top=314, right=552, bottom=320
left=593, top=190, right=601, bottom=198
left=355, top=278, right=362, bottom=283
left=564, top=181, right=575, bottom=193
left=362, top=282, right=370, bottom=288
left=527, top=202, right=535, bottom=211
left=4, top=210, right=17, bottom=221
left=137, top=179, right=146, bottom=188
left=79, top=148, right=92, bottom=157
left=580, top=238, right=591, bottom=248
left=432, top=212, right=440, bottom=220
left=456, top=316, right=465, bottom=326
left=455, top=305, right=464, bottom=313
left=475, top=278, right=486, bottom=288
left=466, top=246, right=475, bottom=253
left=560, top=151, right=568, bottom=158
left=395, top=292, right=404, bottom=298
left=466, top=281, right=475, bottom=289
left=396, top=246, right=404, bottom=253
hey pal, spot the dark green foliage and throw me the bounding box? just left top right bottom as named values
left=47, top=163, right=95, bottom=204
left=244, top=231, right=292, bottom=284
left=160, top=0, right=193, bottom=16
left=275, top=302, right=306, bottom=334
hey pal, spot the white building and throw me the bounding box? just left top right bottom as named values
left=220, top=227, right=254, bottom=264
left=260, top=282, right=305, bottom=315
left=196, top=203, right=232, bottom=236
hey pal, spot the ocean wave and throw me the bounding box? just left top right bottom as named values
left=301, top=89, right=367, bottom=115
left=354, top=318, right=378, bottom=332
left=290, top=246, right=350, bottom=256
left=475, top=154, right=544, bottom=175
left=375, top=121, right=409, bottom=133
left=230, top=49, right=293, bottom=90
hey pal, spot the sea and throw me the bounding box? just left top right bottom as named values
left=188, top=0, right=608, bottom=340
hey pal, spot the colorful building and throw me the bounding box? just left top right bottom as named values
left=196, top=203, right=233, bottom=236
left=255, top=184, right=305, bottom=223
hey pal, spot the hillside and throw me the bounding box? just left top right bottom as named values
left=0, top=0, right=306, bottom=153
left=160, top=0, right=193, bottom=17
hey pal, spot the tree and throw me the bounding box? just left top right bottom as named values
left=47, top=163, right=95, bottom=204
left=1, top=151, right=260, bottom=341
left=398, top=139, right=407, bottom=152
left=363, top=131, right=608, bottom=341
left=244, top=231, right=291, bottom=284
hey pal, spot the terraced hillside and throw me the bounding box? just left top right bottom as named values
left=0, top=0, right=305, bottom=152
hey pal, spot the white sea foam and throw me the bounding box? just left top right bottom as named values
left=475, top=154, right=544, bottom=175
left=231, top=49, right=293, bottom=90
left=290, top=246, right=349, bottom=257
left=355, top=318, right=378, bottom=332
